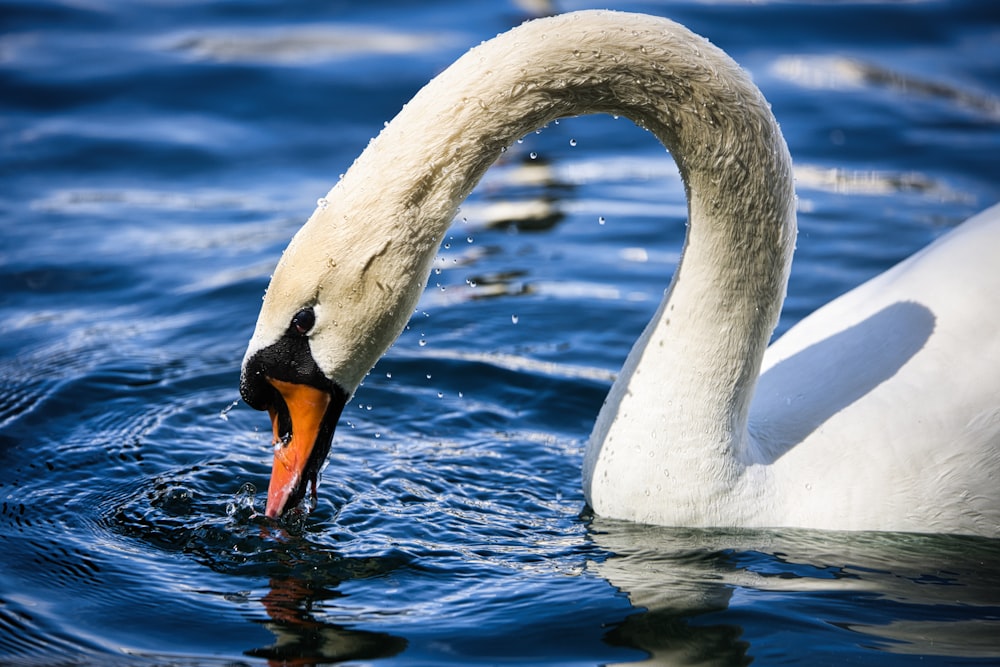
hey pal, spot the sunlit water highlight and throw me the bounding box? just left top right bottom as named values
left=1, top=1, right=999, bottom=665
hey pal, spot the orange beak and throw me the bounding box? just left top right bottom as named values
left=264, top=378, right=332, bottom=519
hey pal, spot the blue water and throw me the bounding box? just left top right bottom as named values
left=2, top=0, right=999, bottom=664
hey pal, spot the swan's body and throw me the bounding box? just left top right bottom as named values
left=240, top=10, right=1000, bottom=536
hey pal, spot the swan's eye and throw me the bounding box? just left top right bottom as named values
left=290, top=307, right=315, bottom=336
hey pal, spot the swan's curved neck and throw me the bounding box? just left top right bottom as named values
left=339, top=11, right=794, bottom=281
left=296, top=11, right=795, bottom=519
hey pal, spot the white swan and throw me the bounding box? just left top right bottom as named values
left=239, top=10, right=1000, bottom=536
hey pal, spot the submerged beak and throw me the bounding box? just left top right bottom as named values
left=264, top=378, right=341, bottom=519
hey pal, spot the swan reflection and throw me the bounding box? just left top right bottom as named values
left=587, top=519, right=1000, bottom=665
left=247, top=575, right=406, bottom=665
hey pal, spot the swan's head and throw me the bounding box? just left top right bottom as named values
left=240, top=184, right=435, bottom=518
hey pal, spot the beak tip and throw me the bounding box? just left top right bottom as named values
left=265, top=482, right=292, bottom=520
left=258, top=378, right=346, bottom=524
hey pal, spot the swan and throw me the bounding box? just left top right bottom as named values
left=239, top=10, right=1000, bottom=536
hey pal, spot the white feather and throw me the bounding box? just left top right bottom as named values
left=245, top=10, right=1000, bottom=536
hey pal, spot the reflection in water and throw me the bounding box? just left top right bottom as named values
left=469, top=155, right=570, bottom=233
left=248, top=576, right=406, bottom=666
left=588, top=519, right=1000, bottom=665
left=105, top=474, right=411, bottom=665
left=590, top=521, right=747, bottom=667
left=606, top=613, right=750, bottom=667
left=771, top=54, right=1000, bottom=121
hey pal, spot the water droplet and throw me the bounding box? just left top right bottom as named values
left=598, top=216, right=606, bottom=225
left=529, top=151, right=538, bottom=160
left=466, top=236, right=473, bottom=243
left=226, top=482, right=257, bottom=520
left=511, top=314, right=519, bottom=324
left=569, top=138, right=577, bottom=147
left=386, top=372, right=392, bottom=379
left=218, top=400, right=239, bottom=422
left=418, top=339, right=427, bottom=347
left=437, top=392, right=443, bottom=399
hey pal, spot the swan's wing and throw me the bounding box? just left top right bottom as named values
left=762, top=202, right=1000, bottom=371
left=748, top=203, right=1000, bottom=533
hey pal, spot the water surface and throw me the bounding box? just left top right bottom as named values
left=2, top=0, right=999, bottom=664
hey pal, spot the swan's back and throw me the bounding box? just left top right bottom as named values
left=750, top=203, right=1000, bottom=535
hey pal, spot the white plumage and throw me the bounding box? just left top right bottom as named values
left=243, top=10, right=1000, bottom=535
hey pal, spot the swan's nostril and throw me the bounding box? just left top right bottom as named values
left=239, top=355, right=276, bottom=412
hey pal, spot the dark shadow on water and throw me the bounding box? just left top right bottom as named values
left=750, top=301, right=935, bottom=462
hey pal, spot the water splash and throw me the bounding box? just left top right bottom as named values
left=218, top=399, right=240, bottom=421
left=225, top=482, right=259, bottom=521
